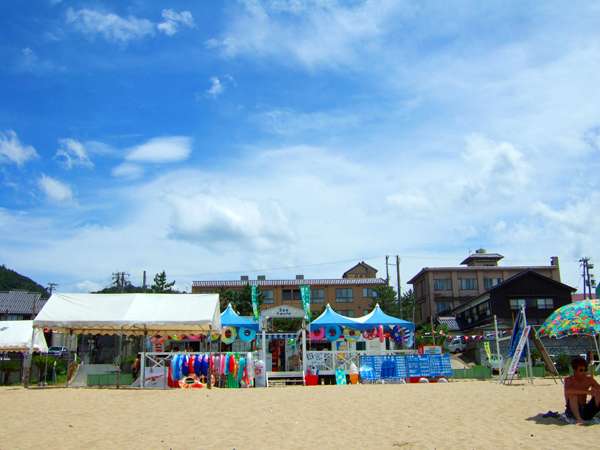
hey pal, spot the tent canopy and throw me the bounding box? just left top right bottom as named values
left=0, top=320, right=48, bottom=352
left=355, top=304, right=415, bottom=331
left=33, top=293, right=221, bottom=335
left=309, top=304, right=360, bottom=330
left=221, top=303, right=259, bottom=331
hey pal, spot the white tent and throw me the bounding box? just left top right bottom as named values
left=33, top=293, right=221, bottom=335
left=0, top=320, right=48, bottom=352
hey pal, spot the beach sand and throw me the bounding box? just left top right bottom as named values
left=0, top=380, right=597, bottom=449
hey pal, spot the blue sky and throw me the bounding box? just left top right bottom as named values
left=1, top=0, right=599, bottom=292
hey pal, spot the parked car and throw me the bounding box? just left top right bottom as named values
left=47, top=346, right=69, bottom=358
left=445, top=336, right=466, bottom=353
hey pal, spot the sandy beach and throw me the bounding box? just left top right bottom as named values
left=0, top=380, right=597, bottom=450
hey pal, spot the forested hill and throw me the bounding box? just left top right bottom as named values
left=0, top=265, right=48, bottom=297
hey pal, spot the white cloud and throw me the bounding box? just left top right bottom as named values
left=125, top=136, right=192, bottom=163
left=166, top=193, right=294, bottom=250
left=207, top=0, right=406, bottom=69
left=55, top=138, right=94, bottom=169
left=0, top=130, right=38, bottom=166
left=38, top=175, right=73, bottom=203
left=255, top=108, right=360, bottom=135
left=157, top=9, right=194, bottom=36
left=66, top=8, right=155, bottom=43
left=112, top=163, right=144, bottom=179
left=206, top=77, right=224, bottom=98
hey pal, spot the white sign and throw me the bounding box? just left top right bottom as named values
left=306, top=352, right=333, bottom=371
left=507, top=325, right=530, bottom=379
left=261, top=305, right=305, bottom=319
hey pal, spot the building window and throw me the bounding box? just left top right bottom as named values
left=336, top=288, right=354, bottom=302
left=509, top=298, right=526, bottom=310
left=459, top=278, right=477, bottom=290
left=483, top=277, right=503, bottom=290
left=311, top=288, right=325, bottom=303
left=363, top=309, right=370, bottom=315
left=282, top=289, right=301, bottom=301
left=434, top=279, right=452, bottom=291
left=536, top=298, right=554, bottom=310
left=338, top=309, right=355, bottom=317
left=7, top=314, right=22, bottom=320
left=356, top=341, right=366, bottom=351
left=362, top=288, right=378, bottom=299
left=436, top=302, right=451, bottom=314
left=262, top=290, right=274, bottom=304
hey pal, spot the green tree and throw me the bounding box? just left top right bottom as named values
left=371, top=285, right=399, bottom=316
left=398, top=289, right=416, bottom=321
left=415, top=322, right=449, bottom=346
left=151, top=271, right=176, bottom=293
left=219, top=285, right=262, bottom=316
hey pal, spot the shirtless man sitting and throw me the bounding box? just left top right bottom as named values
left=564, top=357, right=600, bottom=424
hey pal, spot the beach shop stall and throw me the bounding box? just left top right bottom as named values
left=305, top=304, right=451, bottom=384
left=0, top=320, right=48, bottom=385
left=31, top=293, right=221, bottom=388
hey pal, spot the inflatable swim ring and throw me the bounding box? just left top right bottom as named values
left=310, top=327, right=325, bottom=340
left=390, top=326, right=403, bottom=344
left=211, top=331, right=220, bottom=342
left=221, top=326, right=237, bottom=344
left=343, top=328, right=360, bottom=341
left=325, top=325, right=342, bottom=342
left=238, top=327, right=257, bottom=343
left=362, top=328, right=377, bottom=340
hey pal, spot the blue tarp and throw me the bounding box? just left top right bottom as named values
left=220, top=303, right=260, bottom=331
left=355, top=304, right=415, bottom=332
left=309, top=304, right=360, bottom=330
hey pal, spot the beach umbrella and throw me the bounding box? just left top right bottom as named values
left=538, top=300, right=600, bottom=360
left=538, top=300, right=600, bottom=339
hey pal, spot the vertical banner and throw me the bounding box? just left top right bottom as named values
left=300, top=285, right=311, bottom=321
left=251, top=285, right=259, bottom=322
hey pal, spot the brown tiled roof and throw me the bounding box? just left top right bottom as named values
left=342, top=261, right=378, bottom=277
left=192, top=278, right=387, bottom=288
left=0, top=291, right=45, bottom=315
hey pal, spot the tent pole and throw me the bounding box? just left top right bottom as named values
left=301, top=324, right=307, bottom=385
left=116, top=330, right=122, bottom=389
left=24, top=325, right=36, bottom=388
left=65, top=329, right=72, bottom=388
left=207, top=326, right=212, bottom=390
left=141, top=329, right=147, bottom=389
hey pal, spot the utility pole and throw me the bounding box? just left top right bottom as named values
left=142, top=270, right=147, bottom=292
left=112, top=272, right=129, bottom=293
left=385, top=255, right=390, bottom=285
left=580, top=258, right=596, bottom=299
left=396, top=255, right=401, bottom=301
left=47, top=282, right=58, bottom=296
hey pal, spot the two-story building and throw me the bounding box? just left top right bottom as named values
left=191, top=261, right=387, bottom=318
left=408, top=249, right=561, bottom=325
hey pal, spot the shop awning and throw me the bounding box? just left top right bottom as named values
left=0, top=320, right=48, bottom=352
left=33, top=293, right=221, bottom=335
left=221, top=303, right=260, bottom=331
left=309, top=304, right=360, bottom=330
left=355, top=304, right=415, bottom=331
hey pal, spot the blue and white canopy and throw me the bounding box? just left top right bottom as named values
left=220, top=303, right=260, bottom=331
left=309, top=304, right=360, bottom=330
left=355, top=304, right=415, bottom=331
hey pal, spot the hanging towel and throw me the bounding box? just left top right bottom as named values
left=194, top=354, right=201, bottom=376
left=237, top=357, right=246, bottom=384
left=188, top=355, right=195, bottom=375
